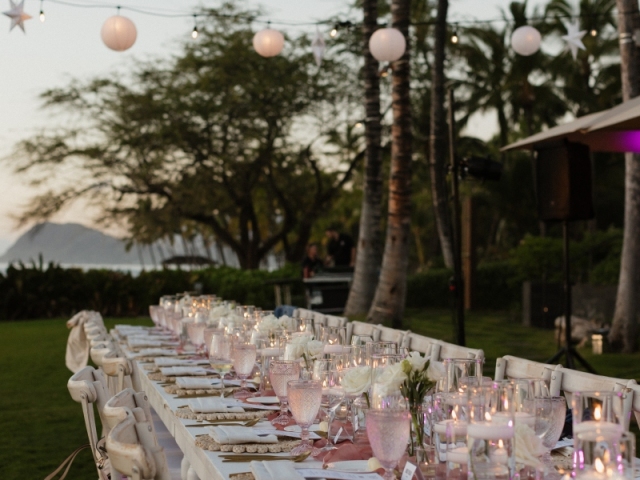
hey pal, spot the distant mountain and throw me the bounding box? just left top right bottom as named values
left=0, top=222, right=150, bottom=265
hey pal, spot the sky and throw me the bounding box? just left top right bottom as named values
left=0, top=0, right=548, bottom=253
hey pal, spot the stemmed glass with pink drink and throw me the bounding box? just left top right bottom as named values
left=232, top=343, right=257, bottom=400
left=366, top=409, right=411, bottom=480
left=269, top=360, right=300, bottom=425
left=288, top=379, right=323, bottom=456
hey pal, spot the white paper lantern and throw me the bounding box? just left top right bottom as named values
left=510, top=26, right=541, bottom=56
left=369, top=28, right=406, bottom=62
left=253, top=28, right=285, bottom=58
left=101, top=15, right=137, bottom=52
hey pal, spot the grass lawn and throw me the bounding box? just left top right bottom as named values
left=1, top=309, right=639, bottom=479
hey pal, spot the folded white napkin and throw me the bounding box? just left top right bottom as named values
left=188, top=398, right=245, bottom=413
left=250, top=461, right=304, bottom=480
left=177, top=377, right=223, bottom=389
left=130, top=348, right=178, bottom=358
left=128, top=338, right=180, bottom=348
left=160, top=366, right=210, bottom=377
left=154, top=358, right=210, bottom=367
left=210, top=426, right=278, bottom=445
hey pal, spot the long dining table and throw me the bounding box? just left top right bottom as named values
left=128, top=349, right=326, bottom=480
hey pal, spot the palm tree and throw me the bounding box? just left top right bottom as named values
left=367, top=0, right=412, bottom=327
left=429, top=0, right=455, bottom=269
left=344, top=0, right=384, bottom=316
left=609, top=0, right=640, bottom=353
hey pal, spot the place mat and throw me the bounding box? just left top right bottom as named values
left=229, top=473, right=254, bottom=480
left=163, top=383, right=237, bottom=396
left=148, top=372, right=218, bottom=383
left=195, top=434, right=298, bottom=453
left=175, top=406, right=270, bottom=422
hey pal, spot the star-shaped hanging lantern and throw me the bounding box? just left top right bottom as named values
left=3, top=0, right=31, bottom=33
left=561, top=20, right=587, bottom=60
left=312, top=29, right=326, bottom=67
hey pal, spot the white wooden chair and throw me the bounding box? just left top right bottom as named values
left=627, top=384, right=640, bottom=428
left=346, top=320, right=378, bottom=344
left=102, top=350, right=138, bottom=393
left=550, top=367, right=636, bottom=430
left=67, top=366, right=112, bottom=480
left=494, top=355, right=561, bottom=382
left=374, top=325, right=410, bottom=346
left=325, top=315, right=348, bottom=328
left=106, top=410, right=175, bottom=480
left=103, top=389, right=189, bottom=479
left=431, top=340, right=485, bottom=362
left=405, top=333, right=439, bottom=355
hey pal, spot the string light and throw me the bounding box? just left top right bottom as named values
left=330, top=27, right=338, bottom=38
left=191, top=14, right=198, bottom=39
left=39, top=0, right=44, bottom=22
left=379, top=64, right=391, bottom=77
left=590, top=28, right=597, bottom=36
left=451, top=29, right=459, bottom=44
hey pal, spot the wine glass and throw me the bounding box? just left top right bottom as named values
left=232, top=343, right=257, bottom=400
left=366, top=409, right=411, bottom=480
left=269, top=360, right=300, bottom=425
left=534, top=396, right=567, bottom=449
left=288, top=379, right=323, bottom=456
left=209, top=331, right=232, bottom=390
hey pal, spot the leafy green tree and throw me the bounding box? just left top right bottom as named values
left=11, top=7, right=360, bottom=269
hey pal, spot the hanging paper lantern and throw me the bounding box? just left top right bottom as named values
left=101, top=15, right=137, bottom=52
left=369, top=27, right=406, bottom=62
left=253, top=28, right=285, bottom=58
left=510, top=25, right=541, bottom=56
left=311, top=30, right=326, bottom=67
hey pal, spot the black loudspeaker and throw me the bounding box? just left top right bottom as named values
left=534, top=141, right=595, bottom=221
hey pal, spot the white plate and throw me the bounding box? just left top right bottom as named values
left=246, top=396, right=279, bottom=404
left=324, top=460, right=372, bottom=472
left=284, top=424, right=321, bottom=433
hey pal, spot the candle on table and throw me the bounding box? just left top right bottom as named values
left=467, top=422, right=514, bottom=440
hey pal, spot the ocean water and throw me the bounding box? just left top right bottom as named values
left=0, top=262, right=171, bottom=277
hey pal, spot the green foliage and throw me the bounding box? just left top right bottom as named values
left=0, top=263, right=304, bottom=320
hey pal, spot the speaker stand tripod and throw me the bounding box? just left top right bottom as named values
left=546, top=221, right=597, bottom=372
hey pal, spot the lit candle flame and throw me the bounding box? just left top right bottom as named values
left=595, top=458, right=605, bottom=473
left=498, top=439, right=504, bottom=448
left=485, top=412, right=492, bottom=421
left=594, top=405, right=602, bottom=421
left=452, top=410, right=457, bottom=420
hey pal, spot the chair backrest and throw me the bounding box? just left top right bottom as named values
left=405, top=333, right=439, bottom=355
left=494, top=355, right=561, bottom=382
left=106, top=409, right=172, bottom=480
left=295, top=308, right=315, bottom=320
left=67, top=366, right=112, bottom=480
left=432, top=341, right=485, bottom=362
left=550, top=367, right=636, bottom=430
left=374, top=325, right=410, bottom=346
left=102, top=350, right=136, bottom=394
left=325, top=315, right=348, bottom=328
left=103, top=388, right=155, bottom=433
left=628, top=384, right=640, bottom=428
left=346, top=320, right=378, bottom=344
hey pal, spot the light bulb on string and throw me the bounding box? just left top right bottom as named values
left=39, top=0, right=44, bottom=22
left=451, top=29, right=459, bottom=44
left=590, top=28, right=597, bottom=37
left=191, top=15, right=198, bottom=39
left=330, top=27, right=338, bottom=38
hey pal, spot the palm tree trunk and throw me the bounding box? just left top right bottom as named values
left=429, top=0, right=454, bottom=269
left=344, top=0, right=383, bottom=316
left=609, top=0, right=640, bottom=352
left=367, top=0, right=412, bottom=328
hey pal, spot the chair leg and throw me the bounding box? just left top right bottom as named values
left=187, top=466, right=199, bottom=480
left=181, top=457, right=190, bottom=480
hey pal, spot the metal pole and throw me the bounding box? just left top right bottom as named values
left=447, top=87, right=465, bottom=346
left=563, top=220, right=574, bottom=368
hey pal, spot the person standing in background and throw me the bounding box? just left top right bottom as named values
left=324, top=226, right=355, bottom=267
left=302, top=243, right=323, bottom=278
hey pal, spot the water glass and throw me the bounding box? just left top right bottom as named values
left=269, top=360, right=300, bottom=425
left=209, top=331, right=232, bottom=390
left=256, top=338, right=282, bottom=393
left=232, top=343, right=257, bottom=400
left=288, top=379, right=323, bottom=455
left=534, top=396, right=567, bottom=450
left=442, top=358, right=484, bottom=392
left=366, top=409, right=411, bottom=480
left=574, top=429, right=630, bottom=479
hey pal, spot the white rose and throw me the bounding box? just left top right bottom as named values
left=405, top=351, right=428, bottom=372
left=284, top=342, right=304, bottom=360
left=278, top=315, right=295, bottom=330
left=427, top=360, right=445, bottom=381
left=514, top=424, right=546, bottom=467
left=374, top=362, right=408, bottom=396
left=305, top=340, right=325, bottom=359
left=341, top=366, right=372, bottom=396
left=257, top=315, right=279, bottom=333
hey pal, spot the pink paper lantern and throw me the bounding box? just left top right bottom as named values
left=101, top=15, right=137, bottom=52
left=253, top=28, right=285, bottom=58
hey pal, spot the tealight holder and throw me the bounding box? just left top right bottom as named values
left=574, top=429, right=631, bottom=479
left=467, top=384, right=516, bottom=480
left=445, top=416, right=469, bottom=478
left=572, top=391, right=625, bottom=446
left=432, top=391, right=469, bottom=463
